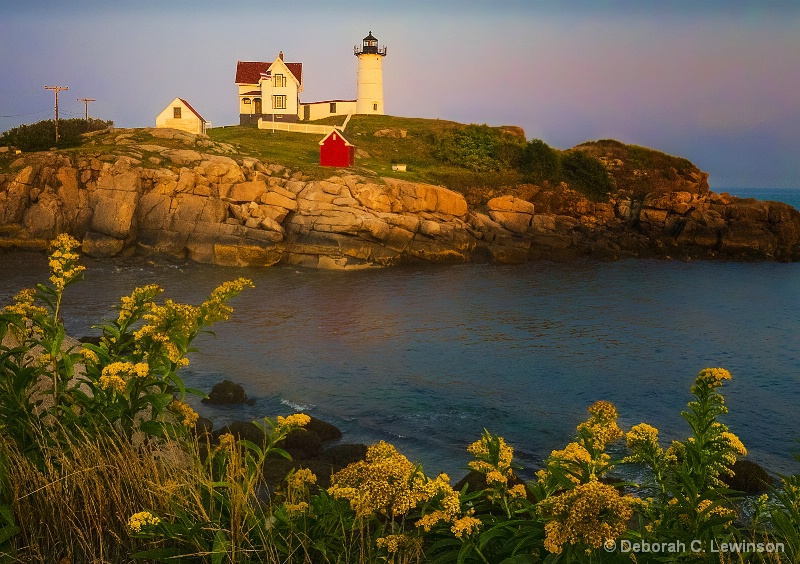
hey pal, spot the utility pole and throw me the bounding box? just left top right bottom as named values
left=44, top=85, right=69, bottom=143
left=77, top=97, right=96, bottom=123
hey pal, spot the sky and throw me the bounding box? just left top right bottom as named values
left=1, top=0, right=798, bottom=189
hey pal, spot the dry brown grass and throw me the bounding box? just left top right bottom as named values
left=1, top=425, right=192, bottom=563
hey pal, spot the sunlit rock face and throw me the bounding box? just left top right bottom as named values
left=1, top=129, right=799, bottom=266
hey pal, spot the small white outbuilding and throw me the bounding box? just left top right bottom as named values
left=155, top=97, right=207, bottom=135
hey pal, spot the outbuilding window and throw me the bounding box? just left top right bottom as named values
left=173, top=107, right=182, bottom=118
left=330, top=102, right=337, bottom=113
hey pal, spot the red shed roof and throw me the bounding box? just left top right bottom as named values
left=235, top=61, right=303, bottom=85
left=178, top=98, right=205, bottom=122
left=319, top=128, right=353, bottom=146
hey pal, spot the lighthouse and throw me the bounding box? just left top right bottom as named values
left=354, top=31, right=386, bottom=115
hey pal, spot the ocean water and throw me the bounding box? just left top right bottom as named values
left=723, top=187, right=800, bottom=211
left=1, top=249, right=799, bottom=481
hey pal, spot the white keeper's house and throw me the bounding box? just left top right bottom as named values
left=236, top=32, right=387, bottom=127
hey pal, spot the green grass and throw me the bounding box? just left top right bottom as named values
left=208, top=115, right=527, bottom=198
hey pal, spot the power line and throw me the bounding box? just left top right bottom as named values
left=0, top=109, right=53, bottom=118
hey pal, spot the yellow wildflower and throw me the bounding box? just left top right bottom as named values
left=720, top=431, right=747, bottom=456
left=170, top=399, right=199, bottom=427
left=200, top=278, right=255, bottom=324
left=128, top=511, right=160, bottom=532
left=694, top=367, right=732, bottom=390
left=451, top=512, right=481, bottom=539
left=276, top=413, right=311, bottom=430
left=539, top=480, right=634, bottom=554
left=116, top=284, right=162, bottom=325
left=218, top=433, right=236, bottom=452
left=48, top=234, right=85, bottom=291
left=80, top=347, right=99, bottom=364
left=376, top=534, right=422, bottom=555
left=508, top=484, right=528, bottom=499
left=577, top=400, right=623, bottom=451
left=287, top=468, right=317, bottom=490
left=697, top=499, right=735, bottom=519
left=329, top=441, right=454, bottom=519
left=99, top=373, right=127, bottom=394
left=284, top=501, right=309, bottom=515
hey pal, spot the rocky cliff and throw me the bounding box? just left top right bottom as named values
left=1, top=128, right=798, bottom=268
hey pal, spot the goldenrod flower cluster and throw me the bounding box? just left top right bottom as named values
left=3, top=288, right=48, bottom=338
left=539, top=480, right=635, bottom=554
left=693, top=367, right=732, bottom=391
left=3, top=288, right=48, bottom=319
left=328, top=441, right=453, bottom=519
left=540, top=441, right=607, bottom=485
left=80, top=347, right=99, bottom=365
left=623, top=423, right=664, bottom=464
left=376, top=533, right=422, bottom=555
left=128, top=511, right=161, bottom=532
left=200, top=278, right=254, bottom=325
left=98, top=361, right=150, bottom=394
left=134, top=300, right=196, bottom=367
left=721, top=431, right=747, bottom=457
left=287, top=467, right=317, bottom=490
left=451, top=511, right=482, bottom=539
left=281, top=468, right=317, bottom=516
left=116, top=284, right=162, bottom=326
left=218, top=433, right=236, bottom=452
left=577, top=400, right=623, bottom=451
left=169, top=399, right=199, bottom=427
left=276, top=413, right=311, bottom=432
left=48, top=234, right=85, bottom=291
left=697, top=498, right=736, bottom=520
left=467, top=431, right=514, bottom=485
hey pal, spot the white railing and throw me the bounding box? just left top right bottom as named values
left=257, top=120, right=335, bottom=135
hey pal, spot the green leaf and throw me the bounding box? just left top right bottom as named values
left=211, top=529, right=230, bottom=564
left=131, top=547, right=188, bottom=560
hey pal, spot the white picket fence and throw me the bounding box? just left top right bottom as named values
left=257, top=120, right=335, bottom=135
left=256, top=112, right=352, bottom=136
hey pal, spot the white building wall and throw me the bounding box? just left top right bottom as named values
left=155, top=98, right=205, bottom=135
left=261, top=59, right=301, bottom=120
left=302, top=100, right=357, bottom=121
left=356, top=54, right=384, bottom=114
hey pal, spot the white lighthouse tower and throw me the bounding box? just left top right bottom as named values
left=355, top=31, right=386, bottom=115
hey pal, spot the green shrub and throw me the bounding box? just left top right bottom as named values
left=560, top=151, right=615, bottom=201
left=433, top=124, right=525, bottom=172
left=0, top=118, right=112, bottom=152
left=520, top=139, right=561, bottom=186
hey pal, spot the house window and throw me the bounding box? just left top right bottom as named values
left=273, top=74, right=286, bottom=88
left=273, top=95, right=287, bottom=110
left=330, top=102, right=337, bottom=113
left=173, top=107, right=182, bottom=118
left=373, top=103, right=378, bottom=111
left=242, top=98, right=251, bottom=104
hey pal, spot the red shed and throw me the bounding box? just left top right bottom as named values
left=319, top=128, right=354, bottom=167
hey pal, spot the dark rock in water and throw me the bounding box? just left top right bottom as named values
left=262, top=443, right=368, bottom=489
left=454, top=470, right=535, bottom=501
left=78, top=335, right=103, bottom=346
left=306, top=416, right=343, bottom=441
left=321, top=443, right=368, bottom=467
left=723, top=460, right=774, bottom=494
left=212, top=420, right=266, bottom=446
left=280, top=429, right=323, bottom=460
left=202, top=380, right=254, bottom=405
left=193, top=416, right=214, bottom=437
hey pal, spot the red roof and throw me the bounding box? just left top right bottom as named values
left=178, top=98, right=205, bottom=122
left=235, top=61, right=302, bottom=85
